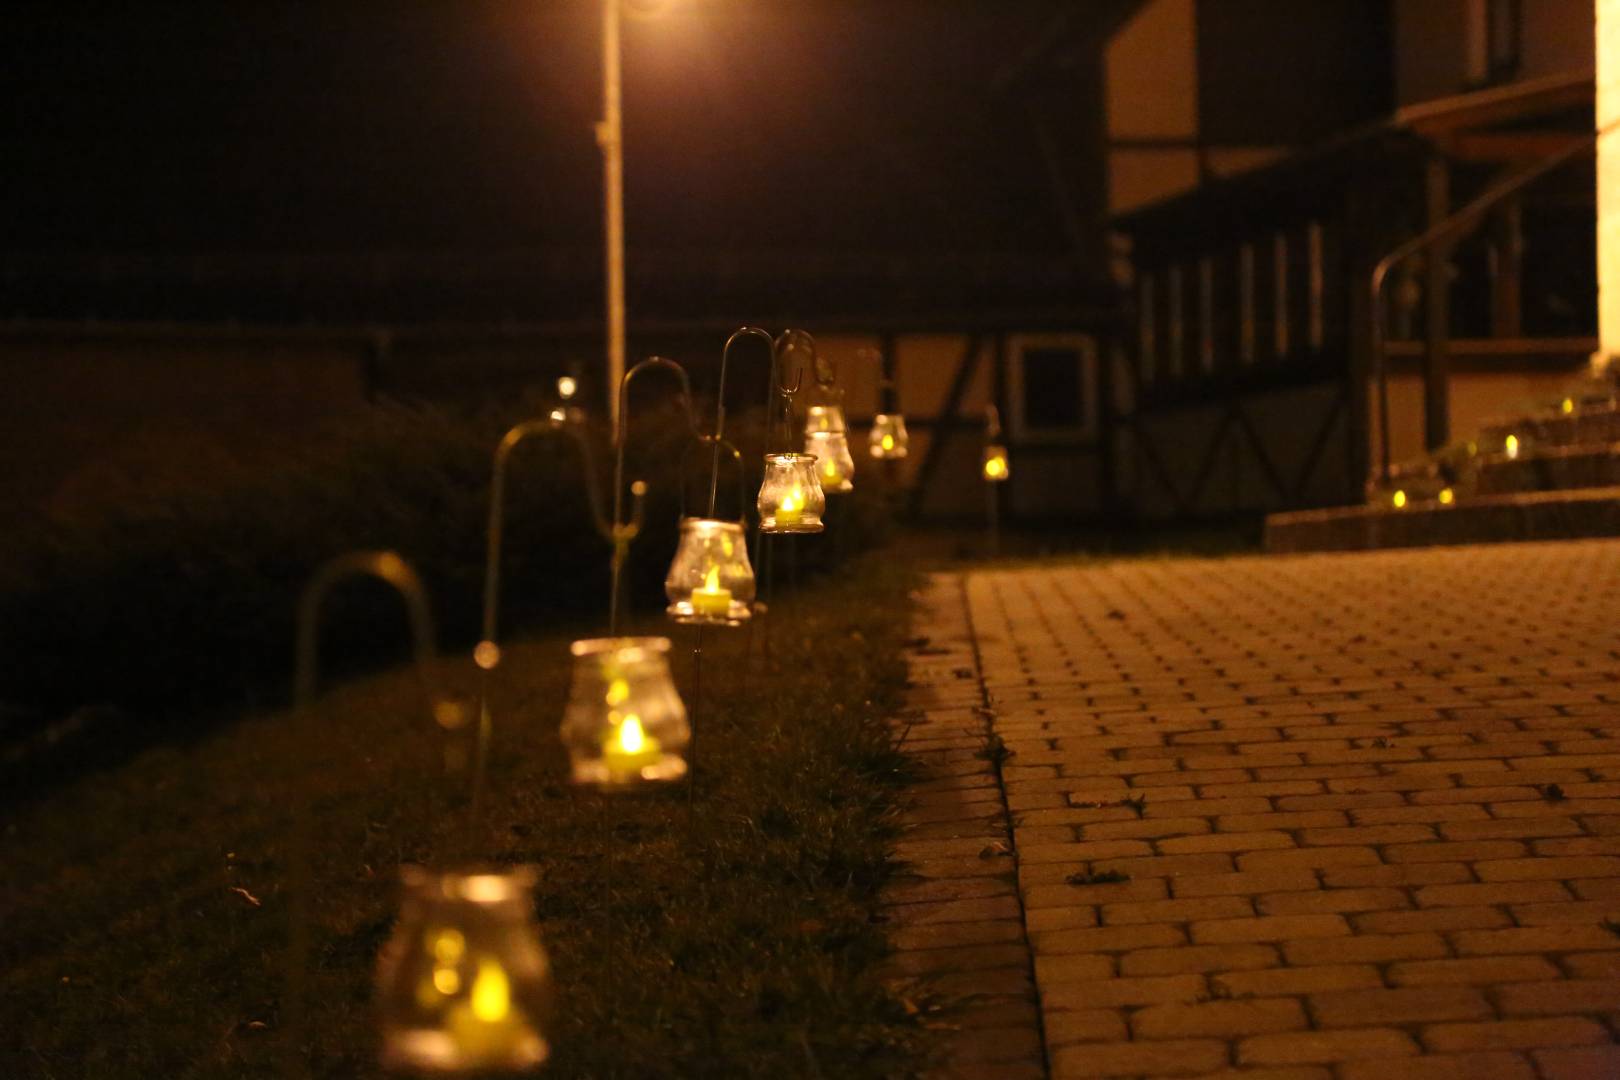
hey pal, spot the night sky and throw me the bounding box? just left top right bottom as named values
left=1, top=1, right=1089, bottom=256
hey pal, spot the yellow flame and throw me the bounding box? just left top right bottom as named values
left=881, top=434, right=895, bottom=451
left=557, top=375, right=578, bottom=400
left=432, top=929, right=466, bottom=964
left=984, top=455, right=1006, bottom=480
left=781, top=487, right=803, bottom=513
left=1562, top=397, right=1575, bottom=414
left=1438, top=487, right=1455, bottom=505
left=1505, top=433, right=1520, bottom=459
left=617, top=715, right=646, bottom=754
left=703, top=565, right=721, bottom=592
left=1392, top=489, right=1407, bottom=508
left=433, top=966, right=462, bottom=995
left=605, top=678, right=629, bottom=706
left=470, top=960, right=510, bottom=1023
left=824, top=459, right=840, bottom=480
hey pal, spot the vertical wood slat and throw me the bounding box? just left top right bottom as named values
left=1273, top=232, right=1289, bottom=360
left=1240, top=243, right=1256, bottom=365
left=1168, top=263, right=1184, bottom=379
left=1198, top=255, right=1215, bottom=374
left=1139, top=272, right=1156, bottom=385
left=1308, top=221, right=1325, bottom=352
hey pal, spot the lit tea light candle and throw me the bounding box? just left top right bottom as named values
left=776, top=486, right=805, bottom=526
left=602, top=714, right=662, bottom=779
left=442, top=959, right=544, bottom=1063
left=690, top=565, right=732, bottom=618
left=823, top=458, right=842, bottom=483
left=983, top=453, right=1007, bottom=480
left=881, top=434, right=895, bottom=452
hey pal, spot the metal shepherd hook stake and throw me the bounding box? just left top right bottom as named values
left=285, top=550, right=465, bottom=1079
left=475, top=412, right=642, bottom=819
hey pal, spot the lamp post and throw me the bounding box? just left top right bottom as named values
left=597, top=0, right=627, bottom=425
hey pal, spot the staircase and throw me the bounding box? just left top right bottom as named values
left=1265, top=372, right=1620, bottom=553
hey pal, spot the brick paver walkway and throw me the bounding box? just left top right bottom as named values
left=959, top=539, right=1620, bottom=1079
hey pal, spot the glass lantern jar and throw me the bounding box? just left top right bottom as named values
left=756, top=452, right=826, bottom=533
left=560, top=637, right=689, bottom=789
left=805, top=430, right=855, bottom=494
left=982, top=444, right=1010, bottom=482
left=868, top=414, right=909, bottom=459
left=664, top=517, right=755, bottom=626
left=375, top=866, right=553, bottom=1075
left=803, top=402, right=848, bottom=435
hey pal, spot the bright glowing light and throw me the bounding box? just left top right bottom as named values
left=433, top=929, right=466, bottom=964
left=616, top=715, right=646, bottom=754
left=1438, top=487, right=1455, bottom=505
left=474, top=641, right=501, bottom=671
left=780, top=487, right=803, bottom=513
left=1599, top=0, right=1620, bottom=373
left=984, top=455, right=1007, bottom=480
left=1392, top=489, right=1407, bottom=509
left=703, top=565, right=721, bottom=592
left=470, top=960, right=511, bottom=1023
left=881, top=434, right=895, bottom=451
left=549, top=408, right=567, bottom=423
left=1562, top=397, right=1575, bottom=414
left=1505, top=433, right=1520, bottom=459
left=434, top=966, right=462, bottom=995
left=823, top=459, right=840, bottom=481
left=605, top=678, right=629, bottom=706
left=557, top=375, right=578, bottom=400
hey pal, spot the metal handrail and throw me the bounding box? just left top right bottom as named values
left=1370, top=129, right=1600, bottom=483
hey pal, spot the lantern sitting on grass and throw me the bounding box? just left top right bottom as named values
left=288, top=551, right=554, bottom=1076
left=375, top=866, right=554, bottom=1073
left=561, top=636, right=690, bottom=789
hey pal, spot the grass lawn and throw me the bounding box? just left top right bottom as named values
left=0, top=551, right=927, bottom=1078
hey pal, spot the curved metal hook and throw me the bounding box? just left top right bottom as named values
left=617, top=355, right=701, bottom=448
left=482, top=415, right=639, bottom=649
left=762, top=328, right=818, bottom=456
left=680, top=434, right=746, bottom=522
left=772, top=328, right=813, bottom=396
left=714, top=327, right=776, bottom=440
left=615, top=357, right=695, bottom=538
left=296, top=550, right=445, bottom=716
left=288, top=549, right=458, bottom=1080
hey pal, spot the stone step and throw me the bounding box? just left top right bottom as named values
left=1265, top=486, right=1620, bottom=553
left=1475, top=441, right=1620, bottom=495
left=1479, top=401, right=1620, bottom=451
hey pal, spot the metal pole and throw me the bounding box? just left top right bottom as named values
left=599, top=0, right=626, bottom=426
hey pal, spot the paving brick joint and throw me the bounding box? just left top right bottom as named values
left=892, top=539, right=1620, bottom=1080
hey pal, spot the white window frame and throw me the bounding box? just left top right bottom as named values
left=1006, top=333, right=1100, bottom=445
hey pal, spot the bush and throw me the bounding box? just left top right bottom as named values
left=0, top=394, right=892, bottom=777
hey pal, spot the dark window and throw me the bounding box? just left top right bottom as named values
left=1021, top=348, right=1084, bottom=429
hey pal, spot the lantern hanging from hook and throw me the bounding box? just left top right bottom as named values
left=982, top=403, right=1010, bottom=483
left=665, top=435, right=755, bottom=626
left=805, top=429, right=855, bottom=494
left=758, top=451, right=827, bottom=532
